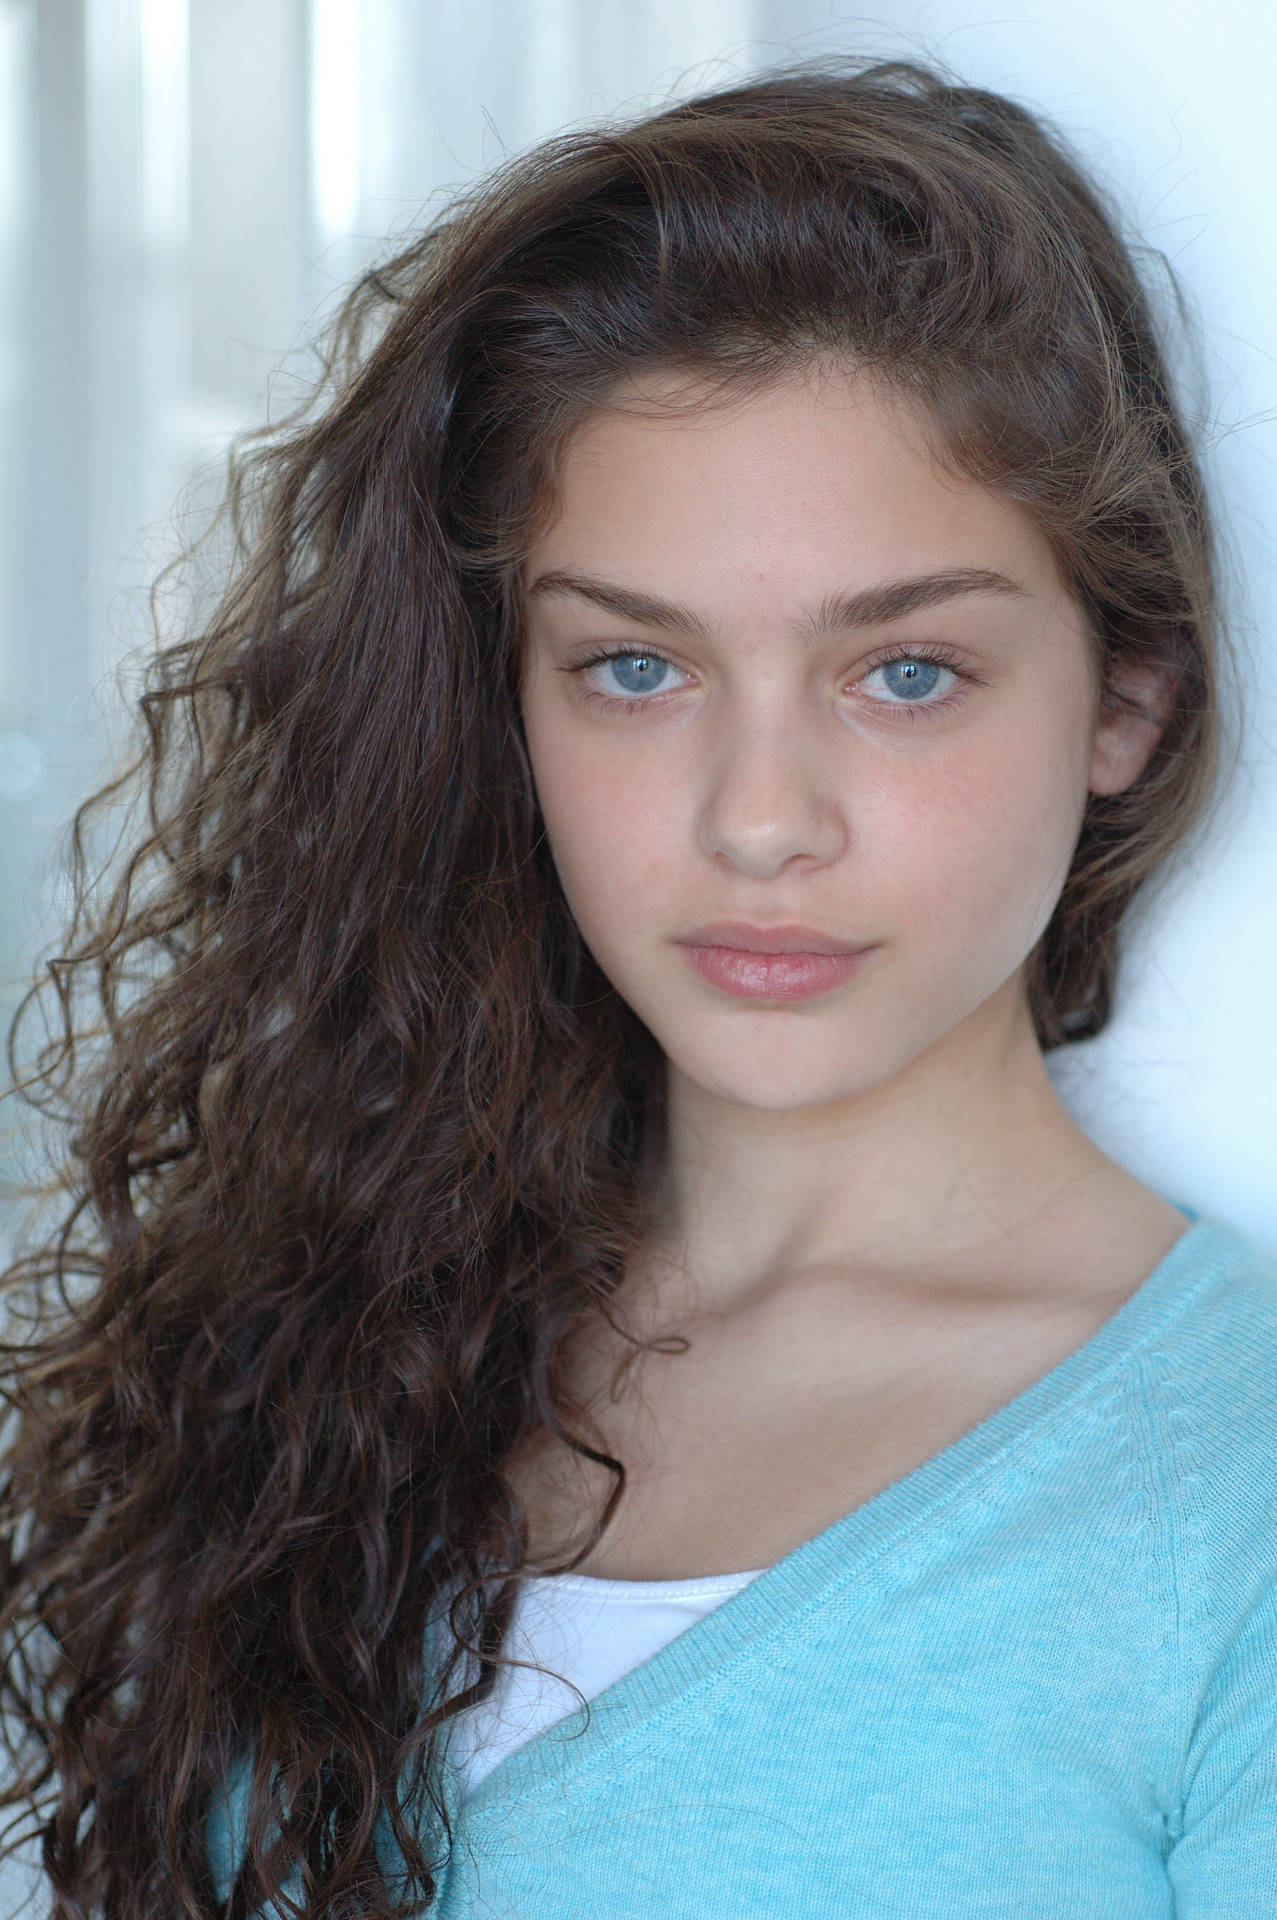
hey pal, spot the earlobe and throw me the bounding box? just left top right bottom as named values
left=1088, top=661, right=1174, bottom=798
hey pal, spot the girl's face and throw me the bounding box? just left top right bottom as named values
left=518, top=365, right=1154, bottom=1114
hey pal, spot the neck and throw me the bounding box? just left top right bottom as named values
left=634, top=979, right=1118, bottom=1327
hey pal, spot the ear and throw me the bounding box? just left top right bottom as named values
left=1088, top=659, right=1175, bottom=798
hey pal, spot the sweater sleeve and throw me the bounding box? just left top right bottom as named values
left=1165, top=1575, right=1277, bottom=1914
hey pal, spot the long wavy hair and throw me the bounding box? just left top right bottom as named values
left=0, top=55, right=1223, bottom=1920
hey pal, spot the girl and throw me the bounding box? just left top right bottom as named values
left=0, top=54, right=1273, bottom=1920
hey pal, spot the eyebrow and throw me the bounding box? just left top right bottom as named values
left=525, top=566, right=1029, bottom=641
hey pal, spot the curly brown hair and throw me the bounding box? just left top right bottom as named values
left=0, top=54, right=1223, bottom=1919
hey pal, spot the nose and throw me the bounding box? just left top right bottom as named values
left=697, top=701, right=849, bottom=879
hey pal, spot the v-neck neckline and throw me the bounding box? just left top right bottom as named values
left=436, top=1211, right=1228, bottom=1826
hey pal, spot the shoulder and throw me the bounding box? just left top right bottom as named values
left=1134, top=1214, right=1277, bottom=1619
left=1149, top=1214, right=1277, bottom=1406
left=1141, top=1219, right=1277, bottom=1874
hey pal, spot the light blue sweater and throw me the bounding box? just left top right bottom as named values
left=209, top=1211, right=1277, bottom=1915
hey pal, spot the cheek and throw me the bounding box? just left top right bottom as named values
left=525, top=727, right=673, bottom=932
left=875, top=730, right=1088, bottom=954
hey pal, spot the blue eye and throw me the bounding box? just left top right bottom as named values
left=864, top=657, right=957, bottom=704
left=569, top=644, right=969, bottom=718
left=595, top=653, right=675, bottom=697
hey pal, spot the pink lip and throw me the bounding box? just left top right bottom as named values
left=678, top=920, right=866, bottom=955
left=679, top=942, right=875, bottom=1002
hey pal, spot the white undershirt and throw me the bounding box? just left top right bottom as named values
left=438, top=1564, right=769, bottom=1802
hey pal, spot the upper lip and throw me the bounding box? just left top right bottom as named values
left=678, top=920, right=870, bottom=955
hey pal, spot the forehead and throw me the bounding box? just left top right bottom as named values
left=530, top=364, right=1069, bottom=610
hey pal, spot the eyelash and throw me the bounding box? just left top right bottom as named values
left=565, top=644, right=980, bottom=721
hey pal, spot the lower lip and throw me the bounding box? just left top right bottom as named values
left=679, top=943, right=874, bottom=1001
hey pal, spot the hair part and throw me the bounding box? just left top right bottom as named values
left=0, top=54, right=1224, bottom=1918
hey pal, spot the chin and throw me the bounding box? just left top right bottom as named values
left=660, top=1032, right=925, bottom=1111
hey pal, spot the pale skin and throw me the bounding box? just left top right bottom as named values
left=511, top=361, right=1189, bottom=1580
